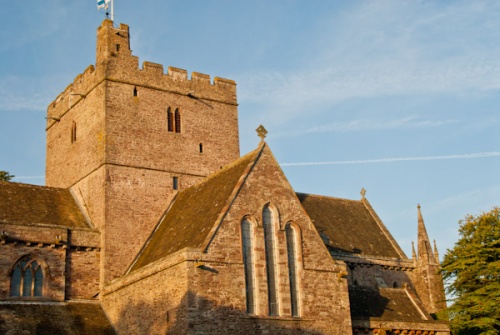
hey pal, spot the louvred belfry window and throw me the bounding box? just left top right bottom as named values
left=10, top=256, right=44, bottom=297
left=167, top=107, right=173, bottom=132
left=174, top=108, right=181, bottom=133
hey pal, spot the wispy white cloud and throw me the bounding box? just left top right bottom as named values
left=281, top=152, right=500, bottom=167
left=278, top=115, right=458, bottom=137
left=237, top=1, right=500, bottom=123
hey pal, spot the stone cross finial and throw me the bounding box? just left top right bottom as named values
left=360, top=188, right=366, bottom=199
left=256, top=125, right=268, bottom=142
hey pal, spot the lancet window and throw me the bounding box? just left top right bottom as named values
left=241, top=218, right=256, bottom=314
left=286, top=223, right=300, bottom=317
left=10, top=256, right=44, bottom=297
left=263, top=205, right=279, bottom=316
left=167, top=107, right=181, bottom=133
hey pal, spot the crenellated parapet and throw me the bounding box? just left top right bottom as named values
left=46, top=63, right=107, bottom=130
left=103, top=60, right=237, bottom=105
left=47, top=20, right=237, bottom=128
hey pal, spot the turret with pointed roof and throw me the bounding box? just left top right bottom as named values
left=413, top=205, right=447, bottom=315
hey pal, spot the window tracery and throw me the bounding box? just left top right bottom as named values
left=10, top=255, right=44, bottom=298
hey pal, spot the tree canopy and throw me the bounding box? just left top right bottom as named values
left=441, top=207, right=500, bottom=335
left=0, top=170, right=14, bottom=181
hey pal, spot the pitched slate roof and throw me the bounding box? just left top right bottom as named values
left=349, top=287, right=430, bottom=322
left=0, top=302, right=115, bottom=335
left=297, top=193, right=403, bottom=258
left=0, top=181, right=89, bottom=228
left=129, top=145, right=263, bottom=272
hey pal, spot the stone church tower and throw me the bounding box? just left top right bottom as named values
left=45, top=19, right=240, bottom=285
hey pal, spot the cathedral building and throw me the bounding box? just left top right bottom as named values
left=0, top=20, right=450, bottom=334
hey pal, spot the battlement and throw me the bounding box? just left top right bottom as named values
left=47, top=20, right=237, bottom=127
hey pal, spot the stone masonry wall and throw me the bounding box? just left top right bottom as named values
left=0, top=223, right=101, bottom=301
left=46, top=79, right=106, bottom=188
left=104, top=79, right=239, bottom=177
left=101, top=164, right=203, bottom=283
left=0, top=224, right=67, bottom=301
left=185, top=145, right=353, bottom=334
left=65, top=249, right=100, bottom=300
left=101, top=251, right=190, bottom=334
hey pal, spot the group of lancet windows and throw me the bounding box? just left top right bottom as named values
left=9, top=255, right=45, bottom=298
left=167, top=107, right=181, bottom=133
left=241, top=205, right=301, bottom=318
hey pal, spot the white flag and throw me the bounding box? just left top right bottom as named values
left=97, top=0, right=110, bottom=10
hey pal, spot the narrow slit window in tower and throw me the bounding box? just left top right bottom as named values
left=173, top=177, right=179, bottom=190
left=71, top=122, right=77, bottom=143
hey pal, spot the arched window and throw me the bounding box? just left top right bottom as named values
left=167, top=107, right=173, bottom=132
left=174, top=108, right=181, bottom=133
left=10, top=256, right=44, bottom=297
left=241, top=218, right=256, bottom=314
left=286, top=223, right=300, bottom=317
left=263, top=205, right=279, bottom=316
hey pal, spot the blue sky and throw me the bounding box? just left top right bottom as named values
left=1, top=1, right=499, bottom=258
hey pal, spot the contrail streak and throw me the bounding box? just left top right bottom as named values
left=280, top=152, right=500, bottom=167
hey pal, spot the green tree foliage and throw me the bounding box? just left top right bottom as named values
left=0, top=170, right=14, bottom=181
left=441, top=207, right=500, bottom=335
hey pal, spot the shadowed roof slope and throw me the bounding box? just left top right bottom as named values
left=349, top=287, right=430, bottom=322
left=0, top=181, right=89, bottom=228
left=297, top=193, right=402, bottom=258
left=0, top=302, right=115, bottom=335
left=130, top=146, right=263, bottom=272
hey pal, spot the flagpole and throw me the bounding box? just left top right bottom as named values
left=111, top=0, right=114, bottom=22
